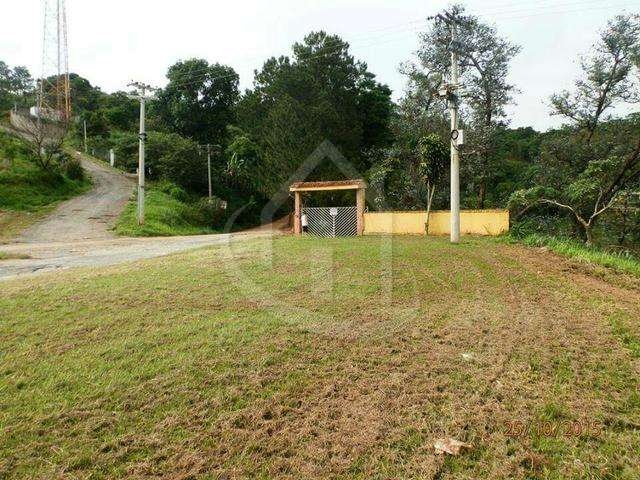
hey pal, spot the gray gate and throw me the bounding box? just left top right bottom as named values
left=302, top=206, right=357, bottom=237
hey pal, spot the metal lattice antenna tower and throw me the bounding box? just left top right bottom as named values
left=37, top=0, right=71, bottom=122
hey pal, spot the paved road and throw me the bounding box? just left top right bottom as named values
left=18, top=153, right=135, bottom=242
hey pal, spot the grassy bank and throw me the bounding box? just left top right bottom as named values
left=0, top=131, right=90, bottom=241
left=115, top=183, right=219, bottom=237
left=516, top=233, right=640, bottom=277
left=1, top=236, right=638, bottom=478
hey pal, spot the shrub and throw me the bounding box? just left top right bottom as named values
left=156, top=180, right=189, bottom=202
left=62, top=157, right=85, bottom=181
left=188, top=197, right=227, bottom=227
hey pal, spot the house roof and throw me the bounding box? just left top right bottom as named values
left=289, top=179, right=367, bottom=192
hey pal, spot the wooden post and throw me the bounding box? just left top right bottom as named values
left=294, top=191, right=302, bottom=235
left=356, top=187, right=365, bottom=235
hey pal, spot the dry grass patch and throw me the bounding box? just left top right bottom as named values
left=0, top=236, right=638, bottom=479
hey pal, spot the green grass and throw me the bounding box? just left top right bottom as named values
left=0, top=251, right=30, bottom=260
left=115, top=185, right=218, bottom=237
left=515, top=233, right=640, bottom=277
left=1, top=236, right=639, bottom=478
left=0, top=131, right=90, bottom=240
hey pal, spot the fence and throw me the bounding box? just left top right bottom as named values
left=363, top=209, right=509, bottom=236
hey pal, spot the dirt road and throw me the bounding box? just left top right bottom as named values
left=18, top=153, right=134, bottom=243
left=0, top=231, right=275, bottom=281
left=1, top=149, right=289, bottom=280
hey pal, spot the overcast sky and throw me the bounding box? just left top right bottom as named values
left=3, top=0, right=639, bottom=130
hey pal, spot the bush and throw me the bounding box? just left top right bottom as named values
left=156, top=179, right=189, bottom=202
left=191, top=197, right=227, bottom=227
left=62, top=157, right=85, bottom=181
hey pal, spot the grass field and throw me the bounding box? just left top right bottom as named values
left=515, top=234, right=640, bottom=277
left=0, top=131, right=90, bottom=241
left=1, top=236, right=639, bottom=479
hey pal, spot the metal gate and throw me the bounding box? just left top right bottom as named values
left=302, top=206, right=357, bottom=237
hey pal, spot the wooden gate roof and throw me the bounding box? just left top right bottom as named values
left=289, top=179, right=366, bottom=192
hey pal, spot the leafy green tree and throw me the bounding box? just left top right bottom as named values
left=155, top=59, right=239, bottom=144
left=403, top=4, right=520, bottom=207
left=550, top=14, right=640, bottom=142
left=367, top=134, right=447, bottom=219
left=512, top=14, right=640, bottom=245
left=68, top=73, right=102, bottom=113
left=257, top=93, right=320, bottom=196
left=225, top=127, right=261, bottom=189
left=0, top=62, right=34, bottom=110
left=418, top=134, right=448, bottom=230
left=238, top=31, right=393, bottom=197
left=0, top=61, right=13, bottom=111
left=99, top=92, right=138, bottom=131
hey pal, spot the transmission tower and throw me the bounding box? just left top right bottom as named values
left=36, top=0, right=71, bottom=122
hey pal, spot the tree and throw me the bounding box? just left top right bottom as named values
left=0, top=61, right=12, bottom=111
left=10, top=66, right=34, bottom=103
left=366, top=134, right=447, bottom=219
left=155, top=59, right=239, bottom=145
left=99, top=91, right=138, bottom=131
left=238, top=31, right=393, bottom=197
left=225, top=127, right=261, bottom=190
left=403, top=4, right=520, bottom=207
left=418, top=134, right=448, bottom=231
left=512, top=14, right=640, bottom=245
left=0, top=62, right=34, bottom=111
left=550, top=14, right=640, bottom=142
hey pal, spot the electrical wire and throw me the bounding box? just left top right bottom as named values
left=132, top=0, right=640, bottom=92
left=150, top=0, right=639, bottom=90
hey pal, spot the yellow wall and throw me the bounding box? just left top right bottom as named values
left=363, top=210, right=509, bottom=236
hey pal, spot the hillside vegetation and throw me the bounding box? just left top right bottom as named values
left=115, top=181, right=222, bottom=237
left=0, top=130, right=89, bottom=241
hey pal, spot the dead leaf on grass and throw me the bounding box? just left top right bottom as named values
left=433, top=438, right=471, bottom=455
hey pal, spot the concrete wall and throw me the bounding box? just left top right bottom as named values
left=363, top=209, right=509, bottom=236
left=9, top=110, right=65, bottom=145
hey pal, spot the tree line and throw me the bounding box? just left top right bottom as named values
left=1, top=5, right=638, bottom=248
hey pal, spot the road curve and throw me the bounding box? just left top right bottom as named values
left=0, top=230, right=277, bottom=281
left=17, top=152, right=134, bottom=243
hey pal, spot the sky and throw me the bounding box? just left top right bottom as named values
left=2, top=0, right=639, bottom=131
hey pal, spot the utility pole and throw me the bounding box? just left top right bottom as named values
left=449, top=21, right=460, bottom=244
left=127, top=82, right=157, bottom=225
left=83, top=119, right=87, bottom=154
left=206, top=144, right=212, bottom=202
left=199, top=143, right=221, bottom=203
left=432, top=10, right=463, bottom=243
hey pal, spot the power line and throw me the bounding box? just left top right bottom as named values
left=137, top=0, right=639, bottom=93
